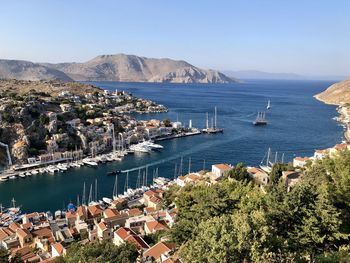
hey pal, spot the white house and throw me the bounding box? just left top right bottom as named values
left=211, top=164, right=232, bottom=178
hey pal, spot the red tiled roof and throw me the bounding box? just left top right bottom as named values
left=52, top=242, right=65, bottom=255
left=213, top=163, right=231, bottom=171
left=144, top=242, right=176, bottom=260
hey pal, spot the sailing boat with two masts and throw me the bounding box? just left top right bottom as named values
left=202, top=106, right=224, bottom=133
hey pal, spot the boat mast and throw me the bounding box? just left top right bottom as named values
left=203, top=159, right=206, bottom=170
left=82, top=182, right=86, bottom=206
left=113, top=175, right=118, bottom=198
left=11, top=198, right=16, bottom=208
left=174, top=163, right=177, bottom=179
left=77, top=195, right=80, bottom=207
left=274, top=152, right=278, bottom=164
left=112, top=124, right=116, bottom=154
left=206, top=113, right=209, bottom=129
left=95, top=179, right=98, bottom=202
left=214, top=106, right=217, bottom=129
left=188, top=157, right=191, bottom=174
left=266, top=148, right=271, bottom=166
left=179, top=157, right=183, bottom=176
left=281, top=153, right=285, bottom=163
left=88, top=184, right=93, bottom=204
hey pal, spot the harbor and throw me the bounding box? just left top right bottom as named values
left=0, top=80, right=343, bottom=213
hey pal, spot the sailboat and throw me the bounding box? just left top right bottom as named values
left=260, top=148, right=272, bottom=173
left=253, top=112, right=267, bottom=125
left=267, top=100, right=271, bottom=110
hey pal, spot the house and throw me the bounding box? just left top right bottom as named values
left=247, top=167, right=269, bottom=186
left=87, top=205, right=104, bottom=222
left=97, top=222, right=112, bottom=241
left=143, top=242, right=176, bottom=262
left=113, top=227, right=149, bottom=250
left=293, top=156, right=311, bottom=168
left=282, top=171, right=303, bottom=191
left=314, top=149, right=328, bottom=159
left=176, top=176, right=186, bottom=187
left=144, top=220, right=169, bottom=235
left=211, top=164, right=232, bottom=178
left=51, top=242, right=66, bottom=257
left=329, top=143, right=349, bottom=157
left=125, top=215, right=155, bottom=233
left=102, top=208, right=128, bottom=228
left=16, top=228, right=33, bottom=247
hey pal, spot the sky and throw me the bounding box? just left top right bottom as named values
left=1, top=0, right=350, bottom=76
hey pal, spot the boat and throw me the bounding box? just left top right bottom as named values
left=202, top=107, right=224, bottom=133
left=139, top=141, right=164, bottom=149
left=19, top=173, right=26, bottom=178
left=31, top=170, right=39, bottom=175
left=9, top=175, right=16, bottom=180
left=253, top=112, right=267, bottom=125
left=102, top=197, right=112, bottom=204
left=129, top=144, right=152, bottom=153
left=25, top=171, right=32, bottom=176
left=0, top=177, right=9, bottom=182
left=267, top=100, right=271, bottom=110
left=260, top=148, right=273, bottom=173
left=83, top=159, right=98, bottom=167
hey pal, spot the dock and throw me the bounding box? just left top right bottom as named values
left=154, top=130, right=201, bottom=142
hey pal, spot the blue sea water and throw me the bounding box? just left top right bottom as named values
left=0, top=80, right=343, bottom=212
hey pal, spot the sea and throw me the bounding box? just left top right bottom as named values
left=0, top=80, right=344, bottom=212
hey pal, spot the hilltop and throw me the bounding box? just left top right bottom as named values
left=0, top=54, right=237, bottom=84
left=315, top=78, right=350, bottom=105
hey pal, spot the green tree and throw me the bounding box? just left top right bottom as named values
left=0, top=247, right=9, bottom=263
left=227, top=162, right=251, bottom=181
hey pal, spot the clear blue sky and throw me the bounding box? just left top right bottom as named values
left=1, top=0, right=349, bottom=76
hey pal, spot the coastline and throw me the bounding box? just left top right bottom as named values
left=314, top=95, right=350, bottom=143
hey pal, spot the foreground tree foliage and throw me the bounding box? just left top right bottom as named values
left=57, top=241, right=138, bottom=263
left=170, top=152, right=350, bottom=262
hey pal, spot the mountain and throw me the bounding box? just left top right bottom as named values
left=223, top=70, right=347, bottom=81
left=315, top=79, right=350, bottom=105
left=0, top=59, right=73, bottom=82
left=43, top=54, right=236, bottom=83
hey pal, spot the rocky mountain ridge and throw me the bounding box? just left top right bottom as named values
left=315, top=79, right=350, bottom=105
left=0, top=54, right=236, bottom=84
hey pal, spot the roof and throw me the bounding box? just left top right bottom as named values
left=9, top=222, right=20, bottom=232
left=65, top=211, right=77, bottom=219
left=187, top=173, right=199, bottom=181
left=213, top=163, right=231, bottom=171
left=143, top=242, right=176, bottom=260
left=115, top=227, right=149, bottom=249
left=16, top=228, right=31, bottom=239
left=88, top=205, right=103, bottom=217
left=149, top=196, right=161, bottom=204
left=334, top=143, right=348, bottom=150
left=127, top=208, right=142, bottom=217
left=177, top=176, right=186, bottom=181
left=31, top=227, right=54, bottom=239
left=103, top=208, right=119, bottom=218
left=294, top=156, right=310, bottom=161
left=144, top=189, right=157, bottom=197
left=145, top=220, right=169, bottom=232
left=52, top=242, right=65, bottom=255
left=98, top=222, right=108, bottom=232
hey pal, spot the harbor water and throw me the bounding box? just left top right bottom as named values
left=0, top=80, right=343, bottom=212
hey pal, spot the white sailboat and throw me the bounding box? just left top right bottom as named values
left=267, top=100, right=271, bottom=110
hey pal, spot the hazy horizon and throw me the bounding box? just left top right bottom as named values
left=1, top=0, right=350, bottom=77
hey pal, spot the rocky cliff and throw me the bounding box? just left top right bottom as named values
left=315, top=79, right=350, bottom=105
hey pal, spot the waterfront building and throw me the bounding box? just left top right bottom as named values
left=211, top=163, right=232, bottom=178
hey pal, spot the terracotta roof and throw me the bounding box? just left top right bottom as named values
left=115, top=227, right=136, bottom=240
left=294, top=156, right=310, bottom=161
left=335, top=143, right=348, bottom=150
left=149, top=196, right=161, bottom=204
left=16, top=228, right=31, bottom=239
left=9, top=222, right=20, bottom=232
left=247, top=167, right=260, bottom=174
left=98, top=222, right=107, bottom=232
left=32, top=227, right=54, bottom=239
left=103, top=208, right=119, bottom=218
left=177, top=176, right=186, bottom=181
left=88, top=205, right=103, bottom=217
left=65, top=211, right=77, bottom=219
left=125, top=235, right=149, bottom=249
left=145, top=220, right=169, bottom=232
left=187, top=173, right=199, bottom=181
left=144, top=189, right=157, bottom=197
left=144, top=207, right=156, bottom=214
left=0, top=229, right=10, bottom=240
left=127, top=208, right=142, bottom=217
left=76, top=206, right=87, bottom=217
left=213, top=163, right=231, bottom=171
left=52, top=242, right=65, bottom=255
left=143, top=242, right=176, bottom=260
left=21, top=223, right=33, bottom=230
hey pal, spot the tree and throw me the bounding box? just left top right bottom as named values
left=0, top=247, right=9, bottom=263
left=269, top=163, right=288, bottom=186
left=227, top=163, right=251, bottom=182
left=163, top=119, right=172, bottom=127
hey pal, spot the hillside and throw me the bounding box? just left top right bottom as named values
left=0, top=79, right=101, bottom=97
left=0, top=55, right=236, bottom=84
left=0, top=59, right=73, bottom=82
left=43, top=54, right=236, bottom=83
left=315, top=79, right=350, bottom=105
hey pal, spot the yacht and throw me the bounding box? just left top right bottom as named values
left=83, top=158, right=98, bottom=167
left=102, top=197, right=112, bottom=204
left=19, top=173, right=26, bottom=178
left=140, top=141, right=163, bottom=149
left=31, top=170, right=39, bottom=175
left=253, top=112, right=267, bottom=126
left=0, top=177, right=9, bottom=182
left=9, top=175, right=16, bottom=180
